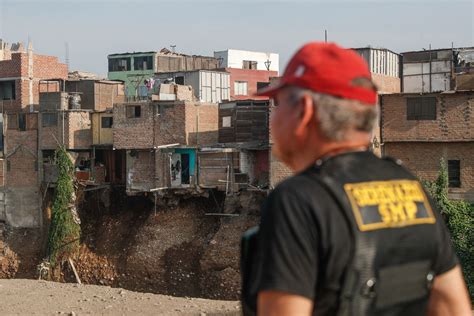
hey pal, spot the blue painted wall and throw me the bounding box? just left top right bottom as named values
left=174, top=148, right=196, bottom=175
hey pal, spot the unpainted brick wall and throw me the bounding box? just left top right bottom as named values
left=0, top=52, right=67, bottom=112
left=40, top=117, right=60, bottom=150
left=0, top=53, right=23, bottom=77
left=66, top=111, right=92, bottom=149
left=5, top=129, right=38, bottom=187
left=372, top=73, right=401, bottom=94
left=382, top=92, right=474, bottom=142
left=384, top=142, right=474, bottom=201
left=127, top=150, right=156, bottom=192
left=95, top=82, right=125, bottom=111
left=113, top=103, right=155, bottom=149
left=39, top=111, right=92, bottom=150
left=185, top=102, right=218, bottom=146
left=155, top=102, right=187, bottom=145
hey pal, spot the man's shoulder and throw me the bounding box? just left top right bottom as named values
left=272, top=167, right=325, bottom=196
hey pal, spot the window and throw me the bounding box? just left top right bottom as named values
left=234, top=81, right=248, bottom=96
left=0, top=80, right=16, bottom=100
left=42, top=113, right=58, bottom=127
left=222, top=116, right=232, bottom=127
left=18, top=113, right=26, bottom=131
left=7, top=113, right=36, bottom=130
left=175, top=76, right=185, bottom=85
left=42, top=150, right=55, bottom=163
left=448, top=160, right=461, bottom=188
left=257, top=82, right=270, bottom=90
left=407, top=97, right=437, bottom=120
left=134, top=56, right=153, bottom=70
left=243, top=60, right=258, bottom=70
left=108, top=57, right=131, bottom=72
left=101, top=116, right=113, bottom=128
left=7, top=114, right=17, bottom=130
left=126, top=105, right=141, bottom=118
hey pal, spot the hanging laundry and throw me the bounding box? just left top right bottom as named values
left=144, top=78, right=155, bottom=90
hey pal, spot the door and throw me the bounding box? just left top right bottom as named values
left=181, top=153, right=190, bottom=185
left=170, top=153, right=182, bottom=187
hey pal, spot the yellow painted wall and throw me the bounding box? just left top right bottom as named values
left=92, top=113, right=113, bottom=145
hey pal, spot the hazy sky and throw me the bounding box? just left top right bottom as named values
left=1, top=0, right=472, bottom=76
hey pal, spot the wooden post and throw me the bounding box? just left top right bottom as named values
left=68, top=258, right=82, bottom=284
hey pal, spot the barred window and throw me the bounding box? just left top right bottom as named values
left=42, top=113, right=58, bottom=127
left=101, top=116, right=113, bottom=128
left=407, top=97, right=436, bottom=120
left=448, top=160, right=461, bottom=188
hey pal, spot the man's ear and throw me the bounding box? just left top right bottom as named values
left=295, top=94, right=314, bottom=137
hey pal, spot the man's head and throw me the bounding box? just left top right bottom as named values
left=258, top=42, right=379, bottom=172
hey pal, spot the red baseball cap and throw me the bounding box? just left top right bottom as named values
left=257, top=42, right=377, bottom=105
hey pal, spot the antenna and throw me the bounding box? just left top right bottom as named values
left=65, top=42, right=70, bottom=70
left=264, top=59, right=271, bottom=71
left=170, top=45, right=176, bottom=53
left=0, top=0, right=5, bottom=40
left=325, top=30, right=328, bottom=43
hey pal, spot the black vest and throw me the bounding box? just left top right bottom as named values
left=314, top=154, right=437, bottom=315
left=241, top=153, right=439, bottom=315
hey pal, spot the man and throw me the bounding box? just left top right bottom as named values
left=241, top=42, right=471, bottom=316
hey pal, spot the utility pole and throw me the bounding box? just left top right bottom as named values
left=325, top=30, right=328, bottom=43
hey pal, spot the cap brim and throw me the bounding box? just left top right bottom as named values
left=254, top=80, right=286, bottom=97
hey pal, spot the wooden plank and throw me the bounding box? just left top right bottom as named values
left=68, top=258, right=82, bottom=284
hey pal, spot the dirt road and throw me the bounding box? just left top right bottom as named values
left=0, top=279, right=241, bottom=315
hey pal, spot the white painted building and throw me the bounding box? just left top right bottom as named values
left=353, top=47, right=400, bottom=78
left=214, top=49, right=279, bottom=73
left=155, top=70, right=230, bottom=103
left=401, top=49, right=453, bottom=93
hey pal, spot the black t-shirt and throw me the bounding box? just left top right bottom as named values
left=255, top=151, right=458, bottom=315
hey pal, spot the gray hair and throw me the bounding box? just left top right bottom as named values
left=289, top=87, right=379, bottom=141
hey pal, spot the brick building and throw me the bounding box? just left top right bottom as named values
left=381, top=91, right=474, bottom=201
left=0, top=41, right=68, bottom=113
left=65, top=79, right=125, bottom=111
left=221, top=68, right=278, bottom=101
left=0, top=40, right=67, bottom=227
left=113, top=100, right=219, bottom=193
left=1, top=112, right=41, bottom=227
left=353, top=47, right=401, bottom=94
left=37, top=78, right=125, bottom=185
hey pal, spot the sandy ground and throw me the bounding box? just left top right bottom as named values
left=0, top=279, right=241, bottom=315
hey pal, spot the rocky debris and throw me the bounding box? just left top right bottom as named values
left=200, top=215, right=259, bottom=300
left=0, top=225, right=43, bottom=279
left=0, top=190, right=265, bottom=301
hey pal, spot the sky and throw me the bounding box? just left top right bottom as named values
left=0, top=0, right=472, bottom=77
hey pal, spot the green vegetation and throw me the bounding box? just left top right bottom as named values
left=424, top=159, right=474, bottom=301
left=46, top=146, right=81, bottom=266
